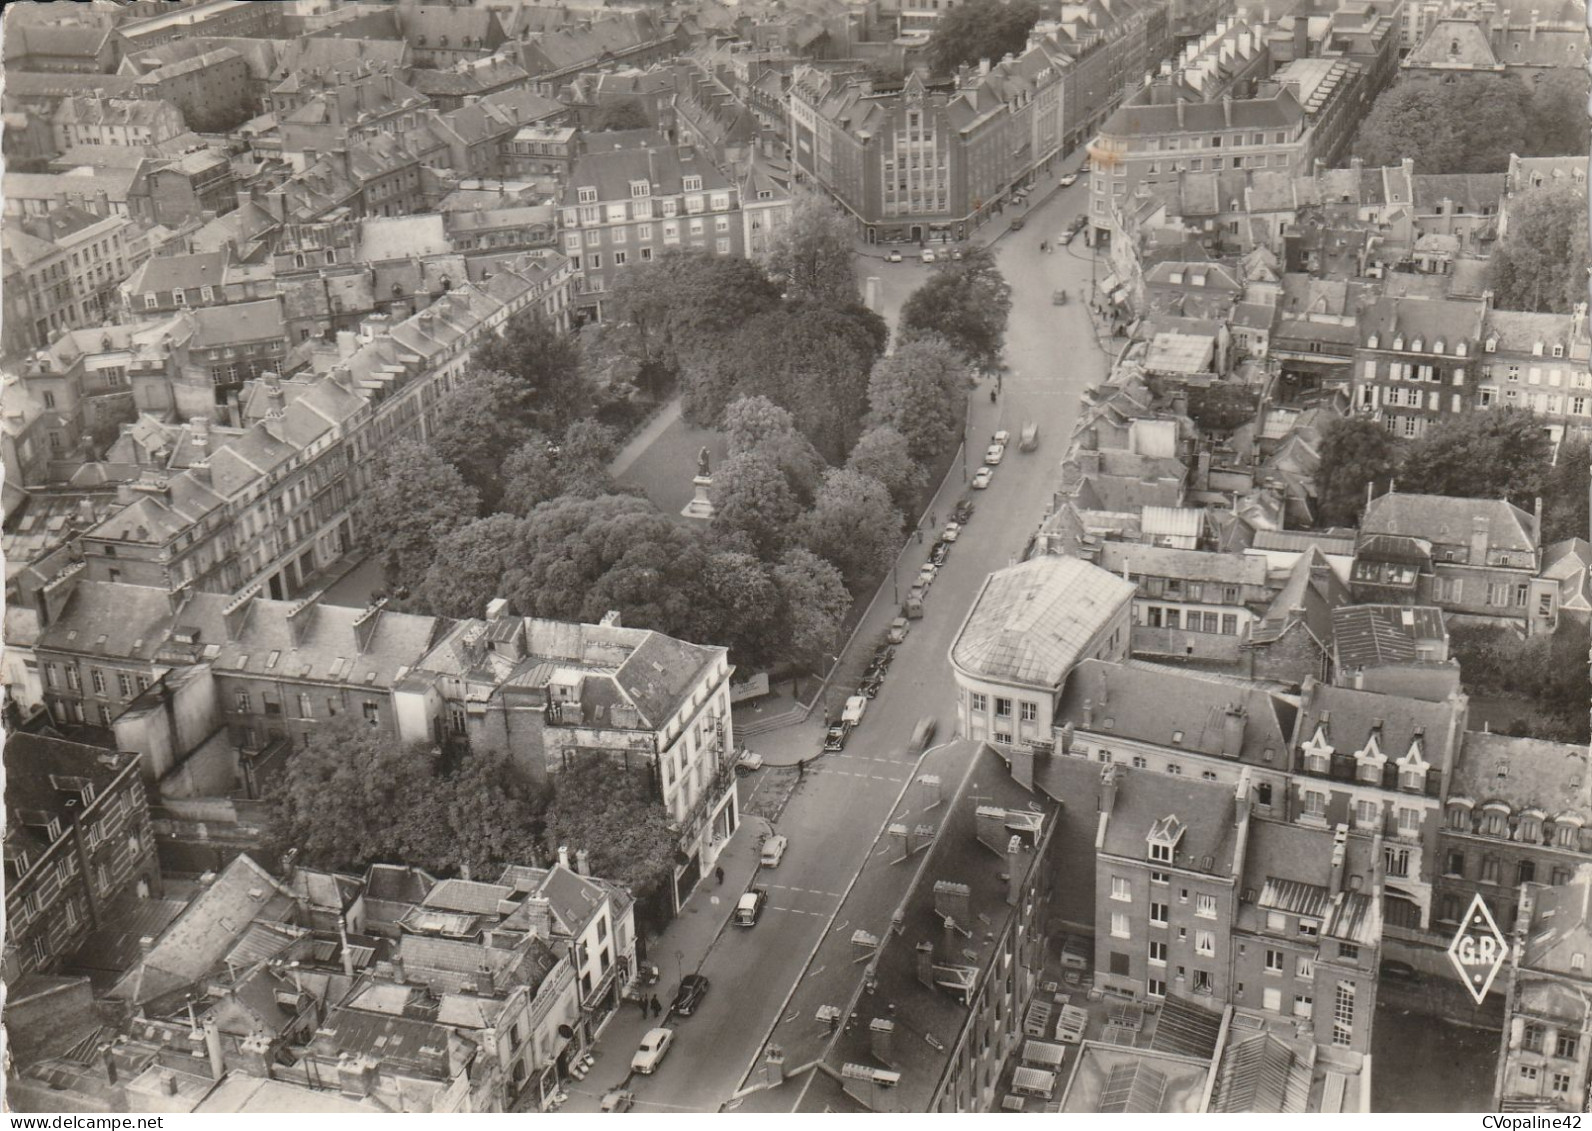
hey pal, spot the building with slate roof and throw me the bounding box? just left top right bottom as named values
left=1100, top=542, right=1273, bottom=663
left=1329, top=603, right=1458, bottom=699
left=1353, top=489, right=1552, bottom=630
left=1230, top=816, right=1384, bottom=1055
left=560, top=135, right=743, bottom=319
left=2, top=736, right=158, bottom=988
left=1442, top=732, right=1592, bottom=942
left=1499, top=865, right=1592, bottom=1111
left=950, top=556, right=1135, bottom=748
left=1089, top=83, right=1309, bottom=245
left=1291, top=676, right=1469, bottom=932
left=1478, top=303, right=1592, bottom=443
left=395, top=603, right=737, bottom=912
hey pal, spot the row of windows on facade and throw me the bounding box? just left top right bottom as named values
left=1297, top=789, right=1427, bottom=833
left=1125, top=130, right=1297, bottom=153
left=565, top=215, right=733, bottom=248
left=9, top=836, right=138, bottom=929
left=1060, top=740, right=1247, bottom=784
left=1143, top=607, right=1241, bottom=633
left=570, top=190, right=727, bottom=219
left=1370, top=332, right=1570, bottom=359
left=1117, top=958, right=1358, bottom=1045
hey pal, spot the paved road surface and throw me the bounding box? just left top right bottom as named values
left=606, top=168, right=1113, bottom=1112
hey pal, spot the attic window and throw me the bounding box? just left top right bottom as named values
left=1486, top=337, right=1496, bottom=353
left=1367, top=333, right=1379, bottom=348
left=1432, top=339, right=1444, bottom=354
left=1171, top=730, right=1184, bottom=744
left=1411, top=337, right=1423, bottom=352
left=1393, top=336, right=1403, bottom=351
left=1455, top=341, right=1468, bottom=357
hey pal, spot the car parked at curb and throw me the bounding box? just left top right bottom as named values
left=673, top=974, right=710, bottom=1016
left=1058, top=172, right=1079, bottom=187
left=760, top=835, right=788, bottom=867
left=886, top=248, right=902, bottom=262
left=972, top=467, right=993, bottom=489
left=888, top=616, right=911, bottom=644
left=942, top=521, right=961, bottom=542
left=632, top=1028, right=673, bottom=1074
left=984, top=443, right=1005, bottom=465
left=734, top=749, right=764, bottom=775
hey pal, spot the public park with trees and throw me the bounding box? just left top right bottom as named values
left=277, top=188, right=1011, bottom=890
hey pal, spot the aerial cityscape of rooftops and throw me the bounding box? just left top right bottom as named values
left=1, top=0, right=1588, bottom=1115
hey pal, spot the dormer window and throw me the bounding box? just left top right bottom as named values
left=630, top=180, right=651, bottom=198
left=682, top=175, right=703, bottom=193
left=1397, top=733, right=1430, bottom=792
left=1302, top=722, right=1333, bottom=774
left=577, top=186, right=597, bottom=204
left=1432, top=339, right=1444, bottom=354
left=1147, top=814, right=1185, bottom=864
left=1355, top=729, right=1386, bottom=784
left=1485, top=336, right=1497, bottom=353
left=1553, top=344, right=1565, bottom=358
left=1481, top=805, right=1510, bottom=837
left=1393, top=336, right=1404, bottom=351
left=1411, top=337, right=1423, bottom=353
left=1533, top=341, right=1545, bottom=356
left=1367, top=333, right=1379, bottom=348
left=1456, top=341, right=1468, bottom=357
left=1447, top=802, right=1472, bottom=831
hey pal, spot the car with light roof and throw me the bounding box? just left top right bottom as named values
left=632, top=1028, right=673, bottom=1073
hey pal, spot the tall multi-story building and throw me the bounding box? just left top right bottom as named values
left=1351, top=294, right=1487, bottom=436
left=559, top=135, right=743, bottom=321
left=1088, top=83, right=1310, bottom=243
left=394, top=603, right=739, bottom=912
left=2, top=205, right=142, bottom=355
left=1498, top=868, right=1592, bottom=1112
left=3, top=735, right=160, bottom=985
left=1478, top=304, right=1592, bottom=443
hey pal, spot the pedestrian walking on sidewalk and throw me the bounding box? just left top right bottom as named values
left=916, top=528, right=924, bottom=543
left=638, top=996, right=650, bottom=1018
left=650, top=996, right=662, bottom=1018
left=715, top=865, right=725, bottom=885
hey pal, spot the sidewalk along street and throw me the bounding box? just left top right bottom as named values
left=549, top=813, right=770, bottom=1113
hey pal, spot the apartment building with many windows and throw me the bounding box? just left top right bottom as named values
left=559, top=135, right=742, bottom=320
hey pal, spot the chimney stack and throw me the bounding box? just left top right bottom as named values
left=575, top=848, right=590, bottom=876
left=390, top=955, right=405, bottom=984
left=338, top=914, right=355, bottom=978
left=1329, top=824, right=1349, bottom=894
left=1222, top=94, right=1233, bottom=128
left=1006, top=834, right=1024, bottom=906
left=203, top=1018, right=225, bottom=1082
left=525, top=895, right=553, bottom=939
left=1100, top=762, right=1120, bottom=815
left=869, top=1018, right=896, bottom=1066
left=1533, top=496, right=1543, bottom=546
left=1082, top=697, right=1094, bottom=728
left=933, top=880, right=971, bottom=926
left=1221, top=702, right=1246, bottom=758
left=1176, top=97, right=1186, bottom=127
left=557, top=845, right=570, bottom=870
left=917, top=774, right=942, bottom=810
left=915, top=941, right=935, bottom=987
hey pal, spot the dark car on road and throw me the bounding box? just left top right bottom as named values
left=1380, top=960, right=1422, bottom=984
left=953, top=499, right=974, bottom=523
left=930, top=541, right=950, bottom=566
left=859, top=671, right=884, bottom=698
left=673, top=974, right=710, bottom=1016
left=1008, top=216, right=1026, bottom=231
left=823, top=723, right=850, bottom=752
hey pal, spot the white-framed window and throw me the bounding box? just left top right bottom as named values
left=1333, top=981, right=1355, bottom=1046
left=683, top=175, right=703, bottom=192
left=1110, top=912, right=1131, bottom=939
left=1265, top=948, right=1285, bottom=974
left=1147, top=978, right=1167, bottom=998
left=1262, top=986, right=1282, bottom=1012
left=1111, top=876, right=1131, bottom=902
left=577, top=186, right=597, bottom=204
left=1195, top=893, right=1217, bottom=919
left=1194, top=929, right=1215, bottom=956
left=1294, top=993, right=1313, bottom=1019
left=1148, top=940, right=1167, bottom=964
left=1297, top=955, right=1315, bottom=979
left=1149, top=901, right=1168, bottom=925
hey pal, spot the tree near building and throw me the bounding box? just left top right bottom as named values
left=1487, top=181, right=1591, bottom=314
left=709, top=451, right=803, bottom=560
left=735, top=301, right=887, bottom=462
left=266, top=717, right=446, bottom=873
left=414, top=513, right=530, bottom=619
left=432, top=747, right=549, bottom=878
left=543, top=754, right=679, bottom=901
left=797, top=468, right=902, bottom=591
left=767, top=187, right=861, bottom=307
left=1538, top=434, right=1591, bottom=545
left=428, top=369, right=527, bottom=511
left=1397, top=405, right=1551, bottom=506
left=926, top=0, right=1041, bottom=77
left=1315, top=415, right=1399, bottom=528
left=355, top=438, right=480, bottom=592
left=472, top=309, right=592, bottom=433
left=846, top=424, right=927, bottom=513
left=1527, top=69, right=1592, bottom=157
left=866, top=332, right=968, bottom=459
left=685, top=550, right=786, bottom=670
left=590, top=98, right=651, bottom=132
left=498, top=433, right=564, bottom=515
left=772, top=547, right=852, bottom=669
left=899, top=247, right=1012, bottom=365
left=1352, top=74, right=1531, bottom=173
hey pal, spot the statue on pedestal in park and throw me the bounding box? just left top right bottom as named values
left=697, top=446, right=711, bottom=478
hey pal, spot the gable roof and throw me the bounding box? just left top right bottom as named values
left=1360, top=491, right=1538, bottom=553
